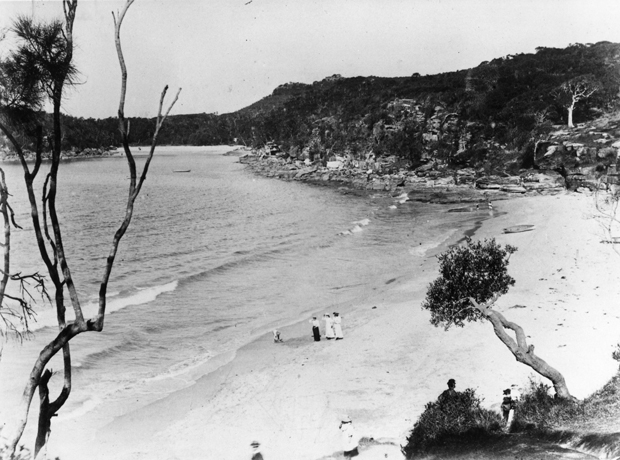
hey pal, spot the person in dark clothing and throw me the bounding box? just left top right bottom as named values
left=250, top=441, right=263, bottom=460
left=439, top=378, right=457, bottom=400
left=501, top=388, right=513, bottom=424
left=310, top=316, right=321, bottom=341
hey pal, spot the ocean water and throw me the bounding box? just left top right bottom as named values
left=0, top=146, right=489, bottom=443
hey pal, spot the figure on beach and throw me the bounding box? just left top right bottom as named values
left=310, top=317, right=321, bottom=341
left=439, top=378, right=457, bottom=400
left=501, top=388, right=515, bottom=428
left=501, top=385, right=519, bottom=430
left=273, top=329, right=283, bottom=343
left=323, top=314, right=335, bottom=339
left=333, top=312, right=343, bottom=339
left=339, top=415, right=359, bottom=458
left=250, top=441, right=263, bottom=460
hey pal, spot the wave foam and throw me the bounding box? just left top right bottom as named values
left=27, top=281, right=178, bottom=332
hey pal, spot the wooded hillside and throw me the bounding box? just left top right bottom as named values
left=5, top=41, right=620, bottom=172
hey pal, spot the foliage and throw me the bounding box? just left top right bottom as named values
left=422, top=238, right=517, bottom=329
left=511, top=378, right=581, bottom=431
left=613, top=342, right=620, bottom=366
left=8, top=41, right=619, bottom=173
left=10, top=15, right=79, bottom=96
left=402, top=388, right=502, bottom=456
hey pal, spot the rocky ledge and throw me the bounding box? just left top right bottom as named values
left=1, top=146, right=119, bottom=162
left=238, top=154, right=570, bottom=204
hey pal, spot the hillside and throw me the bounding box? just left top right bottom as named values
left=4, top=41, right=620, bottom=177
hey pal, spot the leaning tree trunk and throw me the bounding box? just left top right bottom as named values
left=470, top=297, right=571, bottom=399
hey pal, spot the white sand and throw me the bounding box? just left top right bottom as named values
left=50, top=192, right=620, bottom=460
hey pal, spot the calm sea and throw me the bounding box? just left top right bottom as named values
left=0, top=146, right=487, bottom=445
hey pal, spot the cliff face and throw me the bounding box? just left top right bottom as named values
left=228, top=41, right=620, bottom=178
left=7, top=42, right=620, bottom=168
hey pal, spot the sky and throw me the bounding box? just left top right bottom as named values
left=1, top=0, right=620, bottom=119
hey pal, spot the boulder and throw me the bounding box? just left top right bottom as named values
left=414, top=163, right=434, bottom=175
left=327, top=160, right=343, bottom=169
left=433, top=177, right=455, bottom=186
left=294, top=167, right=317, bottom=178
left=500, top=185, right=527, bottom=193
left=544, top=145, right=557, bottom=157
left=371, top=181, right=387, bottom=190
left=521, top=171, right=565, bottom=186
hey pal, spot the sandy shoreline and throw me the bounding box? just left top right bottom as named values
left=50, top=191, right=620, bottom=460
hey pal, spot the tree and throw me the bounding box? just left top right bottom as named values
left=0, top=170, right=48, bottom=359
left=0, top=0, right=180, bottom=457
left=553, top=75, right=599, bottom=128
left=422, top=238, right=571, bottom=399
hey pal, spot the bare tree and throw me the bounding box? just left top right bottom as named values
left=554, top=75, right=599, bottom=128
left=0, top=0, right=180, bottom=457
left=0, top=169, right=48, bottom=358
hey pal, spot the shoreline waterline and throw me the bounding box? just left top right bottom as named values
left=47, top=172, right=505, bottom=460
left=4, top=147, right=618, bottom=460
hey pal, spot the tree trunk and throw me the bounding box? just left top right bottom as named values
left=567, top=105, right=574, bottom=128
left=485, top=307, right=571, bottom=398
left=34, top=371, right=53, bottom=458
left=469, top=297, right=571, bottom=399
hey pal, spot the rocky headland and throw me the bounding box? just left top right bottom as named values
left=238, top=115, right=620, bottom=207
left=0, top=146, right=120, bottom=162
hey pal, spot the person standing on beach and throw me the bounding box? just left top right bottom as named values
left=324, top=314, right=335, bottom=339
left=310, top=316, right=321, bottom=341
left=333, top=312, right=344, bottom=340
left=501, top=388, right=513, bottom=427
left=439, top=379, right=457, bottom=401
left=250, top=441, right=263, bottom=460
left=339, top=415, right=359, bottom=458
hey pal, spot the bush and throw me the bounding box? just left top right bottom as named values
left=402, top=388, right=502, bottom=457
left=511, top=378, right=581, bottom=431
left=612, top=342, right=620, bottom=366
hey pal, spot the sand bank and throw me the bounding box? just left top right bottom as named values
left=52, top=192, right=620, bottom=460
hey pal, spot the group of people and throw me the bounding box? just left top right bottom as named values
left=310, top=312, right=344, bottom=341
left=438, top=378, right=520, bottom=430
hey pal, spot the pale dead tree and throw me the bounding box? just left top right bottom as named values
left=553, top=75, right=599, bottom=128
left=0, top=169, right=48, bottom=361
left=1, top=0, right=180, bottom=457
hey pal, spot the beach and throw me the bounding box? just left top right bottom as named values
left=44, top=189, right=620, bottom=460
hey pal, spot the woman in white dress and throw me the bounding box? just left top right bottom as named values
left=324, top=313, right=335, bottom=339
left=333, top=312, right=343, bottom=339
left=339, top=415, right=359, bottom=457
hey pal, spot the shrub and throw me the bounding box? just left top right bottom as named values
left=511, top=378, right=581, bottom=431
left=612, top=342, right=620, bottom=366
left=402, top=388, right=502, bottom=457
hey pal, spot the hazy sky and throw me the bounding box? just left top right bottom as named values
left=1, top=0, right=620, bottom=119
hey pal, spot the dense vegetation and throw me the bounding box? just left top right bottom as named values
left=403, top=371, right=620, bottom=459
left=4, top=41, right=620, bottom=172
left=402, top=388, right=503, bottom=457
